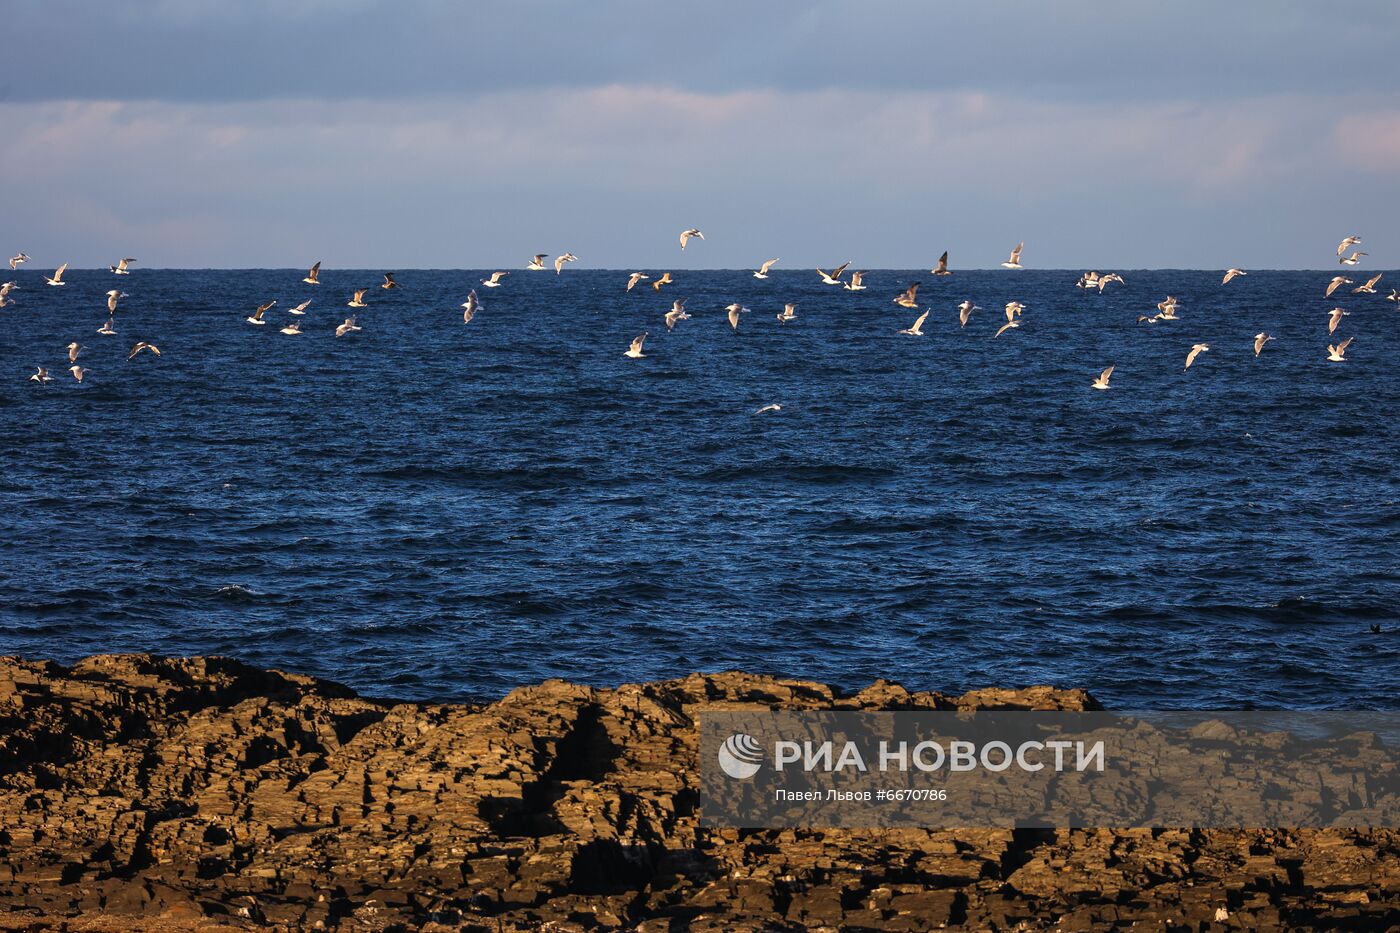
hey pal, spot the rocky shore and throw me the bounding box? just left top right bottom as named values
left=0, top=655, right=1395, bottom=931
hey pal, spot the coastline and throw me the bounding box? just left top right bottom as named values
left=0, top=654, right=1394, bottom=930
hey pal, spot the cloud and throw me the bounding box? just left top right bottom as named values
left=5, top=85, right=1398, bottom=269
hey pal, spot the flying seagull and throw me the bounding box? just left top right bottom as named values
left=898, top=310, right=929, bottom=336
left=554, top=252, right=578, bottom=274
left=892, top=283, right=920, bottom=308
left=303, top=261, right=321, bottom=285
left=754, top=404, right=782, bottom=414
left=958, top=300, right=980, bottom=327
left=1327, top=337, right=1353, bottom=362
left=381, top=272, right=399, bottom=289
left=775, top=302, right=797, bottom=324
left=461, top=289, right=480, bottom=323
left=1327, top=307, right=1349, bottom=334
left=336, top=316, right=361, bottom=337
left=625, top=333, right=647, bottom=358
left=528, top=254, right=547, bottom=271
left=664, top=299, right=691, bottom=330
left=246, top=301, right=275, bottom=325
left=1325, top=277, right=1351, bottom=298
left=97, top=319, right=116, bottom=335
left=1222, top=268, right=1246, bottom=285
left=994, top=320, right=1020, bottom=338
left=69, top=365, right=87, bottom=383
left=1185, top=343, right=1209, bottom=369
left=9, top=253, right=29, bottom=270
left=1004, top=301, right=1025, bottom=322
left=127, top=342, right=160, bottom=361
left=932, top=251, right=951, bottom=276
left=1253, top=333, right=1274, bottom=357
left=110, top=257, right=137, bottom=275
left=1353, top=273, right=1382, bottom=294
left=45, top=263, right=68, bottom=286
left=482, top=271, right=509, bottom=288
left=753, top=258, right=780, bottom=279
left=1340, top=250, right=1366, bottom=266
left=288, top=299, right=312, bottom=316
left=726, top=303, right=750, bottom=330
left=651, top=272, right=673, bottom=291
left=67, top=342, right=83, bottom=363
left=817, top=262, right=851, bottom=285
left=679, top=228, right=704, bottom=250
left=29, top=366, right=52, bottom=383
left=279, top=320, right=302, bottom=335
left=1337, top=235, right=1361, bottom=256
left=348, top=289, right=368, bottom=308
left=1001, top=242, right=1024, bottom=269
left=626, top=272, right=649, bottom=291
left=1091, top=366, right=1114, bottom=390
left=106, top=290, right=127, bottom=313
left=844, top=271, right=868, bottom=291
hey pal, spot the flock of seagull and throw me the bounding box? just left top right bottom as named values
left=8, top=229, right=1389, bottom=403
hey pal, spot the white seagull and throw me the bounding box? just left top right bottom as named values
left=994, top=320, right=1020, bottom=338
left=1091, top=366, right=1114, bottom=390
left=336, top=316, right=361, bottom=337
left=726, top=303, right=750, bottom=330
left=303, top=261, right=321, bottom=285
left=844, top=271, right=868, bottom=291
left=9, top=253, right=29, bottom=271
left=1222, top=268, right=1246, bottom=285
left=817, top=262, right=851, bottom=286
left=625, top=333, right=647, bottom=358
left=1340, top=250, right=1366, bottom=266
left=67, top=342, right=83, bottom=363
left=461, top=289, right=481, bottom=323
left=1327, top=337, right=1353, bottom=362
left=932, top=251, right=951, bottom=276
left=892, top=282, right=920, bottom=309
left=280, top=320, right=302, bottom=335
left=246, top=301, right=274, bottom=325
left=626, top=272, right=649, bottom=291
left=128, top=342, right=161, bottom=361
left=776, top=302, right=797, bottom=324
left=958, top=300, right=980, bottom=327
left=1253, top=333, right=1273, bottom=357
left=1185, top=343, right=1209, bottom=369
left=755, top=404, right=782, bottom=414
left=1001, top=242, right=1024, bottom=269
left=381, top=272, right=399, bottom=289
left=69, top=365, right=87, bottom=383
left=45, top=263, right=68, bottom=286
left=97, top=319, right=116, bottom=335
left=348, top=289, right=368, bottom=309
left=1337, top=235, right=1361, bottom=257
left=1325, top=277, right=1351, bottom=298
left=1004, top=301, right=1026, bottom=321
left=528, top=254, right=548, bottom=271
left=679, top=228, right=704, bottom=250
left=554, top=252, right=578, bottom=274
left=288, top=299, right=312, bottom=316
left=898, top=310, right=929, bottom=336
left=664, top=298, right=690, bottom=331
left=110, top=257, right=137, bottom=275
left=29, top=366, right=52, bottom=383
left=106, top=290, right=127, bottom=313
left=1327, top=307, right=1349, bottom=334
left=482, top=271, right=509, bottom=288
left=753, top=258, right=780, bottom=279
left=1353, top=273, right=1382, bottom=294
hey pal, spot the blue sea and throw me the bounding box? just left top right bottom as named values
left=1, top=267, right=1396, bottom=709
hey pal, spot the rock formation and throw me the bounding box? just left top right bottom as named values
left=0, top=654, right=1395, bottom=930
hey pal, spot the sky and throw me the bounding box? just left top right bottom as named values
left=5, top=1, right=1400, bottom=269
